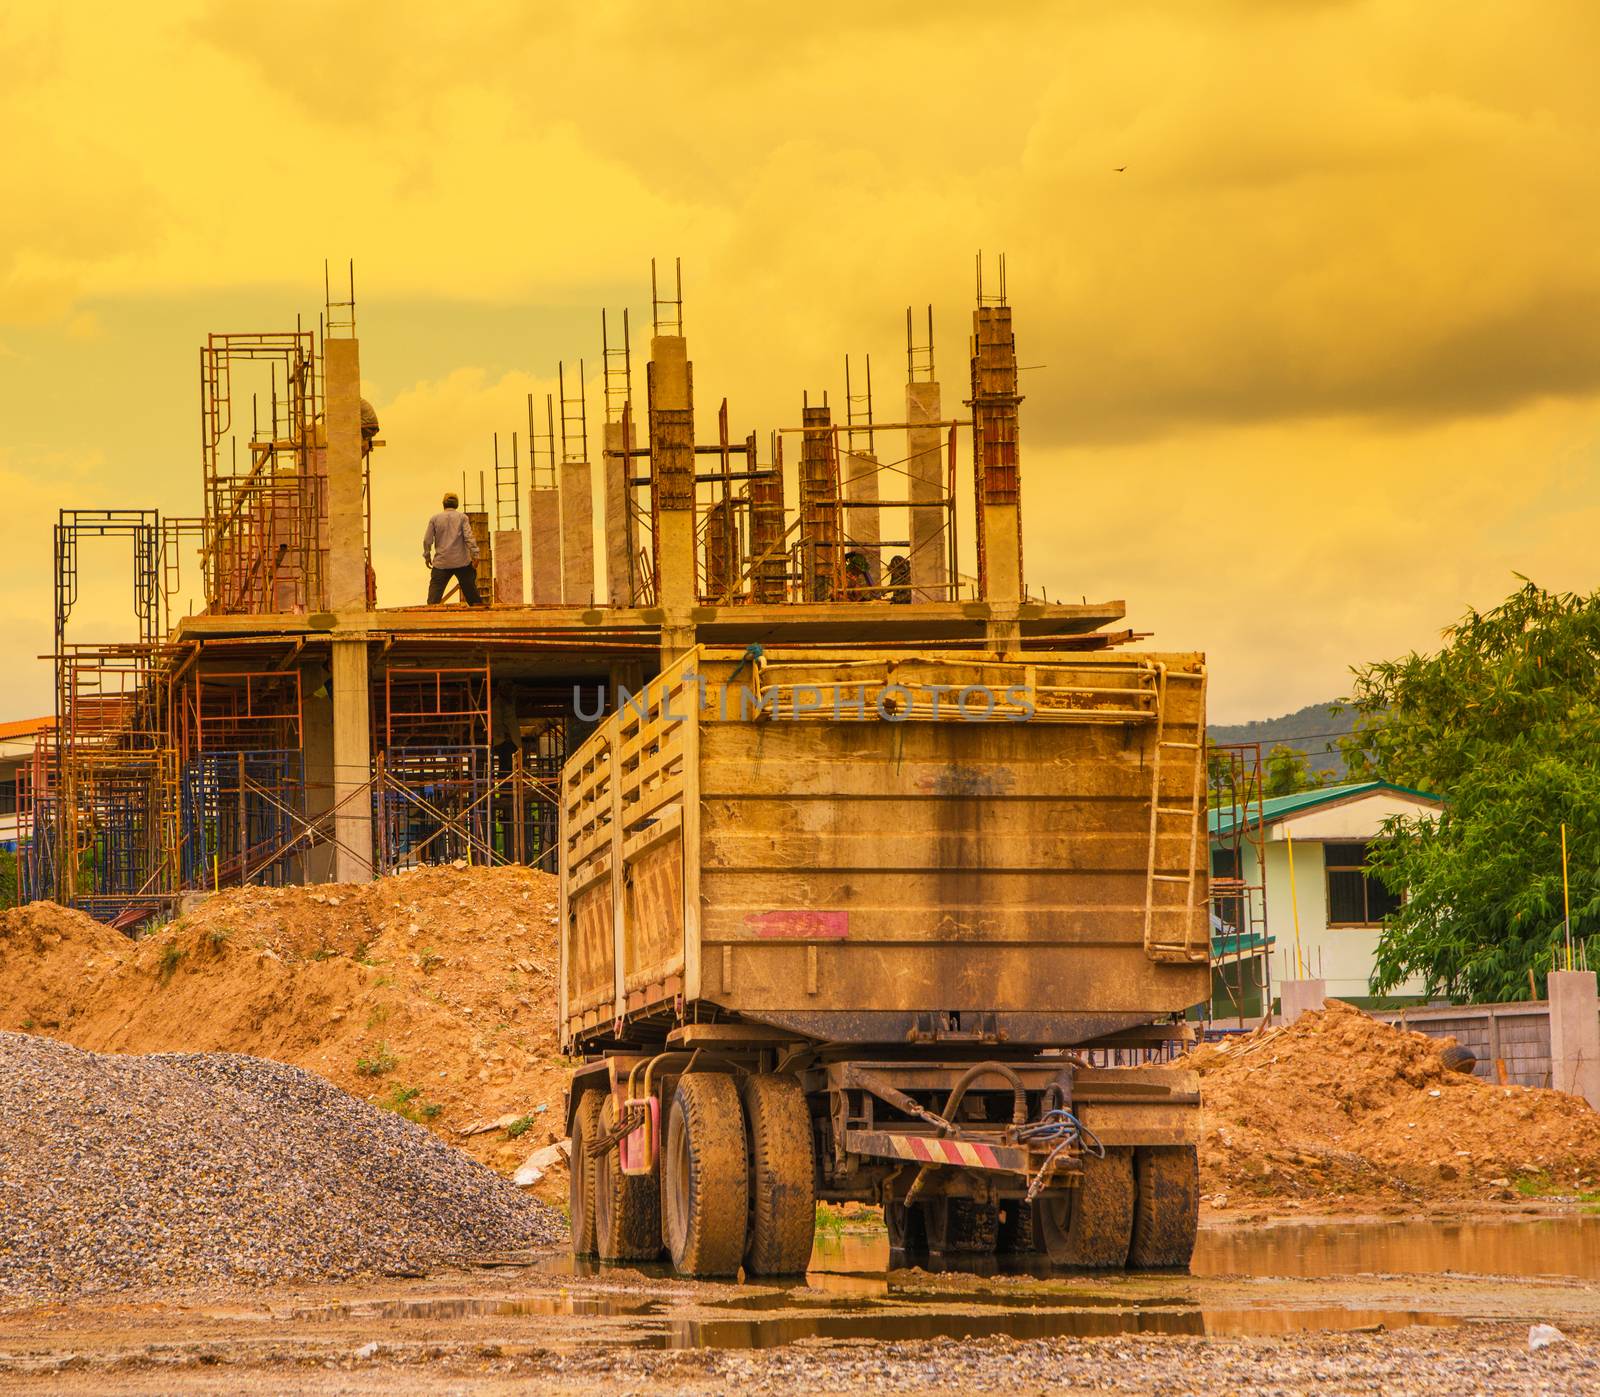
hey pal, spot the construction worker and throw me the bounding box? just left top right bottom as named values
left=423, top=492, right=484, bottom=605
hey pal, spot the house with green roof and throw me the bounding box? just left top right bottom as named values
left=1209, top=780, right=1443, bottom=1014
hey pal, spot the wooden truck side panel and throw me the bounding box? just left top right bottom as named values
left=560, top=648, right=1209, bottom=1050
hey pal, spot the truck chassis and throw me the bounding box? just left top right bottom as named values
left=567, top=1025, right=1199, bottom=1277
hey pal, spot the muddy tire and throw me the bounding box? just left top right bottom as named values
left=1129, top=1145, right=1199, bottom=1270
left=663, top=1073, right=748, bottom=1277
left=741, top=1073, right=815, bottom=1275
left=997, top=1200, right=1038, bottom=1254
left=885, top=1201, right=928, bottom=1260
left=1441, top=1044, right=1477, bottom=1075
left=569, top=1090, right=605, bottom=1258
left=595, top=1097, right=662, bottom=1262
left=1042, top=1147, right=1134, bottom=1269
left=924, top=1198, right=998, bottom=1255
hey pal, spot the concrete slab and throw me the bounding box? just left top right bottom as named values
left=1549, top=969, right=1600, bottom=1109
left=1280, top=978, right=1328, bottom=1025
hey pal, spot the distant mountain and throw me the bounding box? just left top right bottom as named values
left=1208, top=700, right=1356, bottom=779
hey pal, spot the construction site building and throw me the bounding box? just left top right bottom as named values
left=16, top=259, right=1143, bottom=929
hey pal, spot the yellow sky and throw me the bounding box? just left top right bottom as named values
left=3, top=1, right=1598, bottom=721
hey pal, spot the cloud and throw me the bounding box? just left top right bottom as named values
left=3, top=0, right=1600, bottom=722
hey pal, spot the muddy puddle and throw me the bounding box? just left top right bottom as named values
left=278, top=1216, right=1600, bottom=1352
left=636, top=1306, right=1455, bottom=1348
left=290, top=1294, right=660, bottom=1321
left=805, top=1213, right=1600, bottom=1284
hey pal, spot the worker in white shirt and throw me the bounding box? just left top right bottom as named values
left=422, top=493, right=484, bottom=605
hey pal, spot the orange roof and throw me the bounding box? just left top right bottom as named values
left=0, top=716, right=54, bottom=741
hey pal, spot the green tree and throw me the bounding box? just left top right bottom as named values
left=1346, top=580, right=1600, bottom=1001
left=1263, top=744, right=1331, bottom=799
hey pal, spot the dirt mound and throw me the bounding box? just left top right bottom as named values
left=0, top=867, right=571, bottom=1201
left=1193, top=1000, right=1600, bottom=1207
left=0, top=1032, right=562, bottom=1304
left=0, top=902, right=131, bottom=1031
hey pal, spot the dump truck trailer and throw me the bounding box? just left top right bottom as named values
left=560, top=645, right=1209, bottom=1277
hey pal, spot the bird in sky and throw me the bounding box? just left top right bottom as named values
left=1114, top=165, right=1128, bottom=173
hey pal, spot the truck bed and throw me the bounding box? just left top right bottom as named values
left=559, top=647, right=1210, bottom=1052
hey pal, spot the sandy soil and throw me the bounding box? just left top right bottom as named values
left=0, top=867, right=570, bottom=1206
left=1193, top=1000, right=1600, bottom=1211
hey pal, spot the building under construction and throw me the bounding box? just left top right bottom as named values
left=17, top=258, right=1140, bottom=927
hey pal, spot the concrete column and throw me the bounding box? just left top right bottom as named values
left=466, top=510, right=494, bottom=602
left=324, top=339, right=368, bottom=612
left=300, top=669, right=335, bottom=884
left=492, top=529, right=525, bottom=604
left=1279, top=978, right=1327, bottom=1025
left=529, top=487, right=563, bottom=604
left=906, top=380, right=946, bottom=601
left=842, top=450, right=880, bottom=587
left=649, top=335, right=697, bottom=663
left=1549, top=969, right=1600, bottom=1109
left=330, top=638, right=373, bottom=883
left=603, top=420, right=633, bottom=605
left=560, top=459, right=595, bottom=604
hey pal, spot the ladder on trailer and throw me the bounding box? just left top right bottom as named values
left=1143, top=665, right=1209, bottom=963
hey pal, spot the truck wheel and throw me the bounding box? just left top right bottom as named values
left=1040, top=1147, right=1134, bottom=1269
left=996, top=1200, right=1038, bottom=1254
left=595, top=1097, right=662, bottom=1262
left=924, top=1198, right=998, bottom=1255
left=663, top=1074, right=748, bottom=1277
left=741, top=1074, right=816, bottom=1275
left=1129, top=1145, right=1199, bottom=1270
left=885, top=1201, right=927, bottom=1261
left=569, top=1090, right=605, bottom=1258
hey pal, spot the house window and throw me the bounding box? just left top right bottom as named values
left=1324, top=841, right=1401, bottom=926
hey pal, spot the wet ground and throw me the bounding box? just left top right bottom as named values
left=2, top=1209, right=1598, bottom=1394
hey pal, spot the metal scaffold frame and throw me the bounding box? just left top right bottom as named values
left=177, top=668, right=306, bottom=891
left=200, top=331, right=327, bottom=615
left=1207, top=741, right=1272, bottom=1025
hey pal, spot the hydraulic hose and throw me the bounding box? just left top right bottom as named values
left=939, top=1061, right=1027, bottom=1131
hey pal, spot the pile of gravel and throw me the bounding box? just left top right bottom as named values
left=0, top=1032, right=565, bottom=1303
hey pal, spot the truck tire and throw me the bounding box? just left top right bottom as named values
left=997, top=1200, right=1038, bottom=1254
left=663, top=1073, right=748, bottom=1277
left=885, top=1201, right=928, bottom=1261
left=1040, top=1147, right=1134, bottom=1269
left=1129, top=1145, right=1199, bottom=1269
left=741, top=1074, right=815, bottom=1275
left=595, top=1097, right=662, bottom=1262
left=924, top=1198, right=998, bottom=1255
left=569, top=1090, right=605, bottom=1258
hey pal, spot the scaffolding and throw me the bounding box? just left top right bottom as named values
left=1207, top=742, right=1272, bottom=1024
left=374, top=666, right=562, bottom=874
left=52, top=643, right=179, bottom=925
left=377, top=666, right=492, bottom=869
left=494, top=433, right=520, bottom=533
left=201, top=332, right=326, bottom=614
left=177, top=669, right=305, bottom=890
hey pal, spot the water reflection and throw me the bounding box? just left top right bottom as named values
left=807, top=1214, right=1600, bottom=1283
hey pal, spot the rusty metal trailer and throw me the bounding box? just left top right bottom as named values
left=560, top=644, right=1209, bottom=1277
